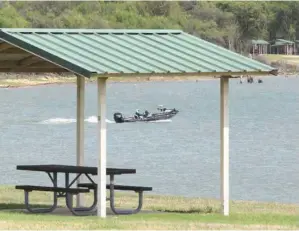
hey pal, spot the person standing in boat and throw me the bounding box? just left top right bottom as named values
left=239, top=75, right=243, bottom=84
left=135, top=109, right=142, bottom=118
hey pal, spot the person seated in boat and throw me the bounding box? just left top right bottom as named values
left=157, top=105, right=164, bottom=112
left=157, top=105, right=167, bottom=112
left=144, top=110, right=149, bottom=117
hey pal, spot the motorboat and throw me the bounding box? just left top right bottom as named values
left=113, top=106, right=179, bottom=123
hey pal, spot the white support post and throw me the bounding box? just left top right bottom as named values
left=97, top=77, right=107, bottom=218
left=220, top=76, right=229, bottom=216
left=76, top=75, right=85, bottom=207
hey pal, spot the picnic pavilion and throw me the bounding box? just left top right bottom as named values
left=250, top=39, right=269, bottom=55
left=0, top=28, right=278, bottom=218
left=270, top=39, right=295, bottom=55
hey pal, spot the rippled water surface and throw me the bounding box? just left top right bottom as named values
left=0, top=76, right=298, bottom=203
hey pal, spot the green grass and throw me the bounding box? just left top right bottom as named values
left=263, top=54, right=299, bottom=64
left=0, top=212, right=298, bottom=230
left=0, top=186, right=298, bottom=229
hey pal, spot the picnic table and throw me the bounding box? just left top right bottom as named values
left=15, top=164, right=152, bottom=215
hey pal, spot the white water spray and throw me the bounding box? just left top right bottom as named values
left=38, top=116, right=115, bottom=124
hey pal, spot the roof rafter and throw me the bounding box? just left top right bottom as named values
left=0, top=42, right=14, bottom=52
left=0, top=60, right=59, bottom=68
left=18, top=55, right=44, bottom=67
left=0, top=67, right=68, bottom=73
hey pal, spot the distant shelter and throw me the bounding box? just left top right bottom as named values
left=294, top=40, right=299, bottom=54
left=250, top=39, right=269, bottom=55
left=270, top=39, right=295, bottom=55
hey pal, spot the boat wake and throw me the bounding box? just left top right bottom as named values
left=149, top=119, right=172, bottom=123
left=38, top=116, right=172, bottom=125
left=38, top=116, right=115, bottom=124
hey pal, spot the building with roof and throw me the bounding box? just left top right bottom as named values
left=294, top=40, right=299, bottom=54
left=250, top=39, right=269, bottom=55
left=270, top=39, right=295, bottom=55
left=0, top=28, right=278, bottom=218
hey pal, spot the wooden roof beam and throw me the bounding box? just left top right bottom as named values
left=0, top=42, right=14, bottom=52
left=18, top=55, right=43, bottom=67
left=0, top=47, right=30, bottom=55
left=0, top=60, right=65, bottom=69
left=0, top=67, right=68, bottom=73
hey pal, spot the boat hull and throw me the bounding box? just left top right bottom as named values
left=113, top=109, right=179, bottom=123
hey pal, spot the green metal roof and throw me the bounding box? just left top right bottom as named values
left=271, top=39, right=294, bottom=46
left=0, top=28, right=277, bottom=77
left=251, top=39, right=269, bottom=45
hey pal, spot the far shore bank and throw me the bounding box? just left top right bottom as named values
left=0, top=72, right=295, bottom=89
left=0, top=74, right=216, bottom=88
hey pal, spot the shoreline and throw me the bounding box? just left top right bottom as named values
left=0, top=75, right=218, bottom=89
left=0, top=74, right=295, bottom=89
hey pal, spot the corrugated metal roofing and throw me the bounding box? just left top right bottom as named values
left=0, top=28, right=277, bottom=77
left=271, top=39, right=294, bottom=46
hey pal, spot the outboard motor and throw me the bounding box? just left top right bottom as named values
left=113, top=112, right=124, bottom=123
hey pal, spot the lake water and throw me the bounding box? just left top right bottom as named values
left=0, top=76, right=298, bottom=204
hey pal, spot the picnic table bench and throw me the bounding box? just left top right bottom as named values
left=15, top=164, right=152, bottom=216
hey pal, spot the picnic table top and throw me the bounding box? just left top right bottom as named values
left=16, top=164, right=136, bottom=175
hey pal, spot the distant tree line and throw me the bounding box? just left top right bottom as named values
left=1, top=1, right=299, bottom=53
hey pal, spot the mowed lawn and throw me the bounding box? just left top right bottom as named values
left=263, top=54, right=299, bottom=64
left=0, top=186, right=298, bottom=230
